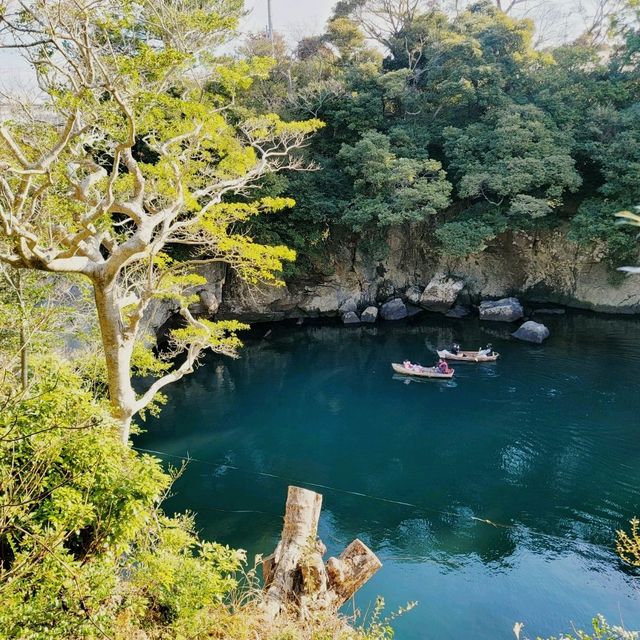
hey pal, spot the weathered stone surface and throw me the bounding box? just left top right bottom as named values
left=342, top=311, right=360, bottom=325
left=479, top=297, right=524, bottom=322
left=375, top=280, right=396, bottom=303
left=146, top=225, right=640, bottom=339
left=145, top=298, right=179, bottom=333
left=197, top=289, right=220, bottom=315
left=405, top=285, right=423, bottom=306
left=512, top=320, right=550, bottom=343
left=299, top=285, right=344, bottom=315
left=419, top=273, right=465, bottom=313
left=338, top=298, right=358, bottom=314
left=380, top=298, right=408, bottom=320
left=445, top=304, right=471, bottom=319
left=360, top=306, right=378, bottom=323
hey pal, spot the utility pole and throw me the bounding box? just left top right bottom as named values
left=267, top=0, right=274, bottom=43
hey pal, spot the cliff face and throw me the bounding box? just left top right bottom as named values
left=149, top=230, right=640, bottom=333
left=212, top=229, right=640, bottom=322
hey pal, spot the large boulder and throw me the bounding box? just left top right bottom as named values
left=479, top=297, right=524, bottom=322
left=360, top=306, right=379, bottom=324
left=419, top=273, right=465, bottom=313
left=405, top=285, right=423, bottom=306
left=342, top=311, right=361, bottom=325
left=512, top=321, right=550, bottom=344
left=338, top=298, right=358, bottom=315
left=380, top=298, right=408, bottom=321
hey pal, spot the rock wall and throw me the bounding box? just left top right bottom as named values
left=147, top=228, right=640, bottom=332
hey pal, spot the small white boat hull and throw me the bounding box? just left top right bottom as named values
left=391, top=363, right=454, bottom=379
left=437, top=350, right=499, bottom=362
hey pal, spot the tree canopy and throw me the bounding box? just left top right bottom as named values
left=0, top=0, right=322, bottom=442
left=235, top=0, right=639, bottom=272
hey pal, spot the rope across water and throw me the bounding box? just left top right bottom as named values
left=133, top=446, right=615, bottom=554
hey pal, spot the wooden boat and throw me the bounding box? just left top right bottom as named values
left=437, top=349, right=499, bottom=362
left=391, top=363, right=455, bottom=379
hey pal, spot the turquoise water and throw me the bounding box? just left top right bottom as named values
left=139, top=313, right=640, bottom=639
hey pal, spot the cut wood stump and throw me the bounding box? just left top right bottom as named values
left=262, top=486, right=382, bottom=620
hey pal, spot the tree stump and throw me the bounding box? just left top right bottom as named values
left=262, top=486, right=382, bottom=620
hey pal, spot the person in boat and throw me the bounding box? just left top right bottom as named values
left=450, top=343, right=461, bottom=355
left=478, top=343, right=493, bottom=357
left=437, top=358, right=451, bottom=374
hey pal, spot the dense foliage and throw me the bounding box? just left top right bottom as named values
left=0, top=0, right=322, bottom=442
left=0, top=274, right=400, bottom=639
left=240, top=0, right=640, bottom=273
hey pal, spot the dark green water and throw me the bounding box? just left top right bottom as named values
left=139, top=313, right=640, bottom=639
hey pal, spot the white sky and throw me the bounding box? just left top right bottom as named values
left=0, top=0, right=599, bottom=94
left=243, top=0, right=337, bottom=39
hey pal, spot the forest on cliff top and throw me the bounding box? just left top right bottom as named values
left=237, top=0, right=640, bottom=278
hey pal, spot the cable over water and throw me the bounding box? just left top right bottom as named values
left=133, top=446, right=617, bottom=552
left=136, top=315, right=640, bottom=639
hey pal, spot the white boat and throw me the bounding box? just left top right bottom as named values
left=437, top=349, right=499, bottom=362
left=391, top=363, right=455, bottom=379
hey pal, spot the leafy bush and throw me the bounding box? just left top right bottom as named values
left=569, top=198, right=639, bottom=266
left=532, top=615, right=638, bottom=640
left=435, top=219, right=497, bottom=257
left=0, top=363, right=242, bottom=639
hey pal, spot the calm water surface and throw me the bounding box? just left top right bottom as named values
left=139, top=313, right=640, bottom=639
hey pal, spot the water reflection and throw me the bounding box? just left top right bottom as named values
left=139, top=312, right=640, bottom=639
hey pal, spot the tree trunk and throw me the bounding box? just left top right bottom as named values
left=263, top=486, right=382, bottom=620
left=16, top=272, right=28, bottom=391
left=19, top=323, right=28, bottom=391
left=325, top=539, right=382, bottom=607
left=263, top=486, right=323, bottom=619
left=93, top=281, right=136, bottom=444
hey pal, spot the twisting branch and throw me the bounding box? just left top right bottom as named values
left=0, top=0, right=322, bottom=442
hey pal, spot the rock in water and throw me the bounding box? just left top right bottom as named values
left=445, top=304, right=471, bottom=319
left=512, top=320, right=550, bottom=344
left=342, top=311, right=360, bottom=325
left=360, top=306, right=379, bottom=324
left=479, top=297, right=524, bottom=322
left=419, top=273, right=465, bottom=313
left=380, top=298, right=408, bottom=320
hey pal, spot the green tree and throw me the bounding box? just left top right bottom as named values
left=338, top=130, right=451, bottom=230
left=0, top=0, right=322, bottom=443
left=443, top=105, right=582, bottom=225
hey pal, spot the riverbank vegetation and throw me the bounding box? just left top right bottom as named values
left=0, top=304, right=399, bottom=638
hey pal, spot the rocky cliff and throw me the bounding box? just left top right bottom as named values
left=149, top=228, right=640, bottom=333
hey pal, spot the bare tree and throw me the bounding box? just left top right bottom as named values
left=350, top=0, right=433, bottom=49
left=579, top=0, right=628, bottom=43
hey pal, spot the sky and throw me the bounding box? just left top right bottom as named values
left=243, top=0, right=336, bottom=39
left=0, top=0, right=600, bottom=94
